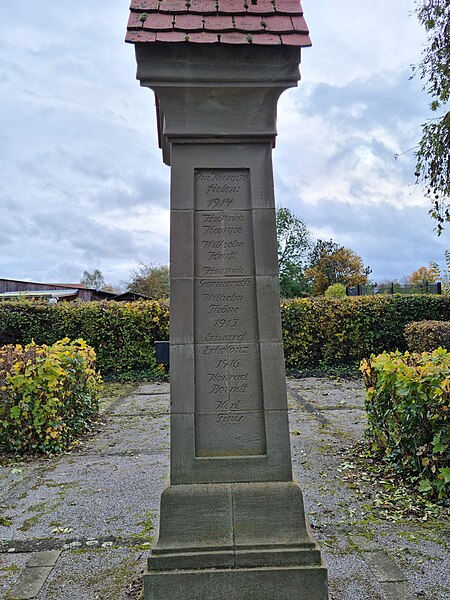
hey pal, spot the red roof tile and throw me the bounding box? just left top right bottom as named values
left=203, top=15, right=234, bottom=31
left=174, top=14, right=205, bottom=30
left=126, top=0, right=311, bottom=46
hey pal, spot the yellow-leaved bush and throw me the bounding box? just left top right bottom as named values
left=0, top=338, right=102, bottom=454
left=360, top=349, right=450, bottom=499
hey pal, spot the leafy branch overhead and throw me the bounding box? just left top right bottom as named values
left=414, top=0, right=450, bottom=233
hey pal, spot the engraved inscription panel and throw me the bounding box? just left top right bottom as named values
left=194, top=170, right=251, bottom=210
left=193, top=169, right=266, bottom=458
left=194, top=211, right=254, bottom=277
left=194, top=278, right=257, bottom=343
left=195, top=344, right=262, bottom=413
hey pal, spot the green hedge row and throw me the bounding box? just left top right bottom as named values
left=281, top=295, right=450, bottom=370
left=0, top=300, right=169, bottom=376
left=0, top=295, right=448, bottom=375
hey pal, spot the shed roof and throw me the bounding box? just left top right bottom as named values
left=0, top=290, right=78, bottom=299
left=126, top=0, right=311, bottom=46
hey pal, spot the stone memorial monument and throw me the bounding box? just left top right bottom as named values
left=126, top=1, right=328, bottom=598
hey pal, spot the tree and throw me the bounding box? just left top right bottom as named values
left=407, top=265, right=439, bottom=286
left=305, top=239, right=371, bottom=295
left=414, top=0, right=450, bottom=233
left=324, top=283, right=347, bottom=299
left=429, top=249, right=450, bottom=293
left=127, top=263, right=170, bottom=299
left=81, top=269, right=106, bottom=290
left=276, top=208, right=312, bottom=297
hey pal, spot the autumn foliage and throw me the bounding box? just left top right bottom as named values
left=0, top=339, right=102, bottom=454
left=305, top=243, right=370, bottom=295
left=407, top=265, right=439, bottom=286
left=361, top=349, right=450, bottom=499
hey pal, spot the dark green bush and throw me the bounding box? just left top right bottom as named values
left=405, top=320, right=450, bottom=352
left=0, top=299, right=170, bottom=377
left=0, top=338, right=102, bottom=454
left=360, top=349, right=450, bottom=499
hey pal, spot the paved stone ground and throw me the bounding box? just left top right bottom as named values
left=0, top=378, right=448, bottom=599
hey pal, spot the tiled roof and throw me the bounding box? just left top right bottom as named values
left=126, top=0, right=311, bottom=46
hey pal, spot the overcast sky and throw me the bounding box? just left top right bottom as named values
left=0, top=0, right=447, bottom=287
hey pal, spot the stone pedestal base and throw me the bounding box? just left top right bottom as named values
left=144, top=482, right=327, bottom=599
left=144, top=565, right=328, bottom=600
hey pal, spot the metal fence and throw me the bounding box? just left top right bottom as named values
left=346, top=282, right=442, bottom=296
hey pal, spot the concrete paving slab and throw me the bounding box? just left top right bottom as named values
left=6, top=565, right=52, bottom=599
left=27, top=550, right=61, bottom=568
left=1, top=453, right=167, bottom=542
left=363, top=550, right=407, bottom=582
left=0, top=553, right=31, bottom=599
left=380, top=581, right=417, bottom=600
left=35, top=547, right=148, bottom=600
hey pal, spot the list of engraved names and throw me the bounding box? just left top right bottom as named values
left=194, top=169, right=266, bottom=457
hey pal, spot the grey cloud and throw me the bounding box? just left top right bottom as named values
left=289, top=198, right=447, bottom=281
left=300, top=73, right=429, bottom=123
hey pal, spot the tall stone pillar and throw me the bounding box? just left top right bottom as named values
left=127, top=3, right=328, bottom=599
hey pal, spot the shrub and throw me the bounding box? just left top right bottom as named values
left=0, top=338, right=102, bottom=454
left=324, top=283, right=347, bottom=299
left=360, top=349, right=450, bottom=499
left=282, top=295, right=450, bottom=370
left=0, top=299, right=170, bottom=377
left=405, top=320, right=450, bottom=352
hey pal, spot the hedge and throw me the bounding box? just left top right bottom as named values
left=0, top=295, right=448, bottom=375
left=0, top=299, right=170, bottom=376
left=404, top=320, right=450, bottom=353
left=360, top=349, right=450, bottom=499
left=0, top=338, right=102, bottom=454
left=281, top=295, right=450, bottom=369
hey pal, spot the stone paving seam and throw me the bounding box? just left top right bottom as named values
left=290, top=405, right=364, bottom=413
left=1, top=535, right=152, bottom=553
left=132, top=391, right=170, bottom=396
left=107, top=412, right=169, bottom=417
left=77, top=450, right=168, bottom=457
left=287, top=385, right=330, bottom=425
